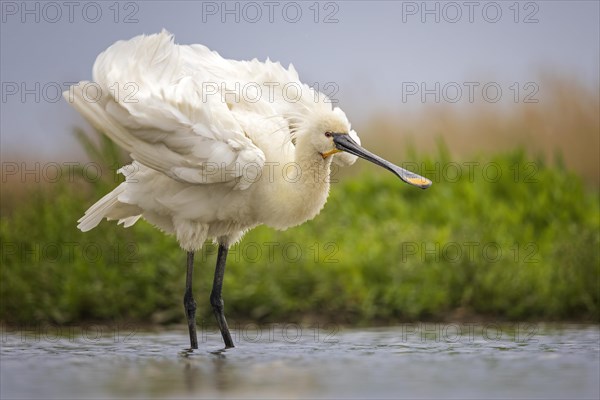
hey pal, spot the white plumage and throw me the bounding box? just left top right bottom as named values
left=67, top=30, right=366, bottom=250
left=65, top=31, right=431, bottom=349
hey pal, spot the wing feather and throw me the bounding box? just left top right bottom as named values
left=66, top=31, right=266, bottom=190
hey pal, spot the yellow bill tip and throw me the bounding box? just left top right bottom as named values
left=407, top=176, right=432, bottom=188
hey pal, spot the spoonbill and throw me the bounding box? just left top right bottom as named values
left=65, top=31, right=431, bottom=349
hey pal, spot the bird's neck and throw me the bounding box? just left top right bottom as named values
left=293, top=146, right=333, bottom=192
left=258, top=141, right=333, bottom=231
left=285, top=141, right=333, bottom=224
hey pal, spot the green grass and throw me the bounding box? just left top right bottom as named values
left=1, top=135, right=598, bottom=325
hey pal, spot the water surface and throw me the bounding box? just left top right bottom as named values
left=1, top=323, right=598, bottom=399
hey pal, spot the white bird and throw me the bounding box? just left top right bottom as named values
left=65, top=31, right=431, bottom=349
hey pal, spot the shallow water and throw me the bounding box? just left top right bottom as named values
left=1, top=323, right=598, bottom=399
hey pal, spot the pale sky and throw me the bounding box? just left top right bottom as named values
left=1, top=0, right=598, bottom=159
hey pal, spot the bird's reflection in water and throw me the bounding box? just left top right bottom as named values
left=179, top=347, right=199, bottom=394
left=211, top=348, right=230, bottom=392
left=182, top=361, right=196, bottom=394
left=177, top=346, right=233, bottom=395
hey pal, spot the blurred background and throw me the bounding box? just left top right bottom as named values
left=1, top=1, right=598, bottom=326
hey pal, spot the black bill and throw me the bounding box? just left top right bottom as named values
left=333, top=134, right=432, bottom=189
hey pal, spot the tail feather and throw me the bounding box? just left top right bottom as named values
left=118, top=215, right=142, bottom=228
left=77, top=185, right=142, bottom=232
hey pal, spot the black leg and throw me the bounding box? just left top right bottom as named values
left=183, top=251, right=198, bottom=349
left=210, top=244, right=235, bottom=348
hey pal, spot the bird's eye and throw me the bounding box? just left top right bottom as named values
left=324, top=132, right=333, bottom=138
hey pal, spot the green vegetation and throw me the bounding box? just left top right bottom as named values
left=1, top=130, right=598, bottom=326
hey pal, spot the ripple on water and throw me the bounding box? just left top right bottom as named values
left=1, top=324, right=598, bottom=399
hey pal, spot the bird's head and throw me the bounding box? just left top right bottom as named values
left=300, top=107, right=432, bottom=189
left=303, top=107, right=355, bottom=162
